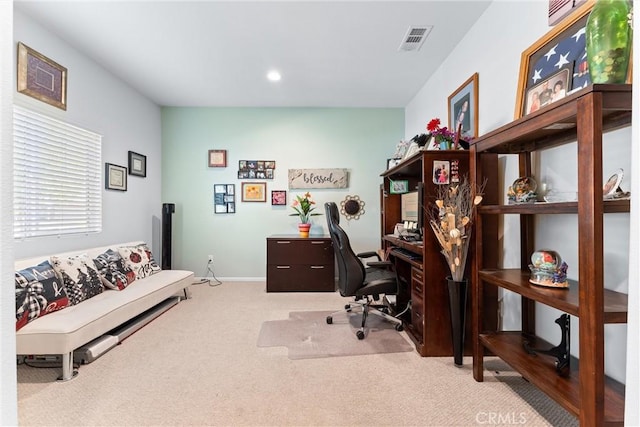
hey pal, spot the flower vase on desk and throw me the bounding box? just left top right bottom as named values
left=447, top=276, right=468, bottom=366
left=585, top=0, right=632, bottom=84
left=298, top=223, right=311, bottom=237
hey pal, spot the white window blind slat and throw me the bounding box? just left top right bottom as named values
left=13, top=106, right=103, bottom=239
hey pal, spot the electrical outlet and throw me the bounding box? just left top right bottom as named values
left=208, top=255, right=214, bottom=263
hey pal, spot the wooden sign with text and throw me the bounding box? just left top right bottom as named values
left=288, top=168, right=349, bottom=189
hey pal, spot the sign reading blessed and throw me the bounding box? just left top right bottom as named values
left=288, top=168, right=349, bottom=189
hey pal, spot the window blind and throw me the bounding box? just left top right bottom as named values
left=13, top=106, right=102, bottom=239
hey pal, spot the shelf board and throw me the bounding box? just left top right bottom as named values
left=479, top=332, right=625, bottom=424
left=478, top=199, right=630, bottom=215
left=479, top=269, right=628, bottom=323
left=471, top=85, right=632, bottom=154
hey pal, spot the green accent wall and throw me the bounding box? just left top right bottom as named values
left=162, top=107, right=404, bottom=278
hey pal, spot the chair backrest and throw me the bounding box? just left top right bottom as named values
left=325, top=202, right=365, bottom=297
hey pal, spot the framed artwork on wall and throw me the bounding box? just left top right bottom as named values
left=271, top=190, right=287, bottom=206
left=105, top=163, right=127, bottom=191
left=208, top=150, right=227, bottom=167
left=17, top=42, right=67, bottom=110
left=447, top=72, right=478, bottom=140
left=214, top=184, right=235, bottom=213
left=241, top=182, right=267, bottom=202
left=128, top=151, right=147, bottom=177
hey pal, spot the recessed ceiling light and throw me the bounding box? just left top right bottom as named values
left=267, top=70, right=282, bottom=82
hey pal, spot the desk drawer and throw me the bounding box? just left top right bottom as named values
left=267, top=239, right=333, bottom=264
left=266, top=264, right=335, bottom=292
left=411, top=296, right=424, bottom=336
left=411, top=267, right=424, bottom=298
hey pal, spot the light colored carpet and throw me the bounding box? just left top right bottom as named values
left=16, top=281, right=577, bottom=426
left=257, top=310, right=413, bottom=359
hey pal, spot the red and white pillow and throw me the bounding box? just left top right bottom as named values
left=93, top=249, right=136, bottom=290
left=117, top=243, right=161, bottom=280
left=15, top=260, right=70, bottom=331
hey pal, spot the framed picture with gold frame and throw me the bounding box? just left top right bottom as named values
left=514, top=1, right=594, bottom=119
left=17, top=42, right=67, bottom=110
left=241, top=182, right=267, bottom=202
left=448, top=72, right=478, bottom=139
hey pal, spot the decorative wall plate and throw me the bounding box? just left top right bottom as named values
left=340, top=195, right=365, bottom=220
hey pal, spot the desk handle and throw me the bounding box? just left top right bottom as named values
left=310, top=241, right=324, bottom=244
left=276, top=241, right=292, bottom=244
left=310, top=266, right=325, bottom=269
left=276, top=266, right=291, bottom=269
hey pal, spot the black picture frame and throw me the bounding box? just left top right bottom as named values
left=105, top=163, right=127, bottom=191
left=128, top=151, right=147, bottom=177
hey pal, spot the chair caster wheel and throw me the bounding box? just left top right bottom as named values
left=356, top=330, right=365, bottom=340
left=395, top=323, right=404, bottom=332
left=345, top=304, right=351, bottom=311
left=326, top=316, right=333, bottom=324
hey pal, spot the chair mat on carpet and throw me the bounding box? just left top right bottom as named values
left=257, top=310, right=414, bottom=359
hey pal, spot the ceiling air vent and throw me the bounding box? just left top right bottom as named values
left=398, top=26, right=432, bottom=52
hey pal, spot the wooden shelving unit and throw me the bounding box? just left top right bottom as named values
left=470, top=84, right=631, bottom=426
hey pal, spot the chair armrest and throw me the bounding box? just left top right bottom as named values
left=357, top=251, right=381, bottom=261
left=366, top=261, right=393, bottom=269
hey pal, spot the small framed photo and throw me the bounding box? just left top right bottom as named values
left=105, top=163, right=127, bottom=191
left=271, top=190, right=287, bottom=206
left=448, top=72, right=478, bottom=139
left=524, top=67, right=571, bottom=115
left=17, top=42, right=67, bottom=110
left=128, top=151, right=147, bottom=177
left=433, top=161, right=451, bottom=185
left=241, top=182, right=267, bottom=202
left=403, top=142, right=420, bottom=160
left=208, top=149, right=227, bottom=167
left=386, top=158, right=401, bottom=170
left=389, top=179, right=409, bottom=194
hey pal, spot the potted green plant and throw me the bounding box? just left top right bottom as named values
left=290, top=192, right=322, bottom=237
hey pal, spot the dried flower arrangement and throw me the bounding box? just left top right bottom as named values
left=428, top=176, right=485, bottom=282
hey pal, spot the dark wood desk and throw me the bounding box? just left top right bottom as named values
left=266, top=235, right=335, bottom=292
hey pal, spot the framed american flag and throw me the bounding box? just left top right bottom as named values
left=514, top=1, right=593, bottom=119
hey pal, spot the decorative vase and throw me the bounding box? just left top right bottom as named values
left=298, top=223, right=311, bottom=237
left=446, top=276, right=468, bottom=366
left=585, top=0, right=632, bottom=84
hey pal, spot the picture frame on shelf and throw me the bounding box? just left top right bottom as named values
left=524, top=67, right=571, bottom=115
left=17, top=42, right=67, bottom=111
left=128, top=151, right=147, bottom=177
left=271, top=190, right=287, bottom=206
left=389, top=179, right=409, bottom=194
left=105, top=163, right=127, bottom=191
left=208, top=149, right=227, bottom=167
left=514, top=1, right=593, bottom=119
left=386, top=158, right=401, bottom=170
left=241, top=182, right=267, bottom=202
left=403, top=142, right=420, bottom=160
left=448, top=72, right=478, bottom=139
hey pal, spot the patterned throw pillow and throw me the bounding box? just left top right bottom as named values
left=93, top=249, right=136, bottom=290
left=50, top=254, right=104, bottom=305
left=118, top=243, right=161, bottom=280
left=15, top=260, right=70, bottom=331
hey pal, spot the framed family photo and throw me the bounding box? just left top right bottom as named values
left=524, top=68, right=571, bottom=115
left=448, top=73, right=478, bottom=139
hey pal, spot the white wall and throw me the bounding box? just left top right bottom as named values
left=0, top=1, right=17, bottom=424
left=12, top=10, right=163, bottom=259
left=405, top=0, right=632, bottom=384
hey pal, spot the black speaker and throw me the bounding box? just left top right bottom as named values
left=162, top=203, right=175, bottom=269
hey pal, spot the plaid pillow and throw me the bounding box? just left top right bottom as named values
left=50, top=254, right=104, bottom=305
left=118, top=243, right=161, bottom=280
left=93, top=249, right=136, bottom=290
left=15, top=260, right=70, bottom=331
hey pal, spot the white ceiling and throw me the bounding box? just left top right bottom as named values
left=15, top=1, right=492, bottom=108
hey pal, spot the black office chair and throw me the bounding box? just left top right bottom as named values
left=324, top=202, right=404, bottom=339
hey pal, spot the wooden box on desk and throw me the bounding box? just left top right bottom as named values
left=380, top=149, right=498, bottom=357
left=266, top=235, right=335, bottom=292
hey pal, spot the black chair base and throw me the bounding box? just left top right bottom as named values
left=326, top=297, right=404, bottom=340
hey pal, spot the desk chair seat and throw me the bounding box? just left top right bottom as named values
left=324, top=202, right=406, bottom=340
